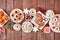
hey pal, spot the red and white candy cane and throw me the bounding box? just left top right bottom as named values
left=0, top=27, right=6, bottom=33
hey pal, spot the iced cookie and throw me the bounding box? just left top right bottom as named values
left=46, top=10, right=54, bottom=18
left=49, top=14, right=60, bottom=33
left=22, top=21, right=33, bottom=33
left=31, top=11, right=49, bottom=30
left=0, top=9, right=9, bottom=27
left=29, top=8, right=36, bottom=16
left=25, top=14, right=32, bottom=21
left=13, top=24, right=21, bottom=31
left=10, top=9, right=24, bottom=23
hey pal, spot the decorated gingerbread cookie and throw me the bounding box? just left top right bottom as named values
left=31, top=11, right=49, bottom=30
left=22, top=21, right=33, bottom=33
left=10, top=9, right=24, bottom=23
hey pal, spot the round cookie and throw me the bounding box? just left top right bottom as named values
left=22, top=21, right=33, bottom=33
left=46, top=10, right=54, bottom=18
left=13, top=24, right=21, bottom=31
left=29, top=8, right=36, bottom=16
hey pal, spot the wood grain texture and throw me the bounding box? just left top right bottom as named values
left=55, top=0, right=60, bottom=40
left=45, top=0, right=55, bottom=40
left=0, top=0, right=6, bottom=40
left=37, top=0, right=46, bottom=40
left=0, top=0, right=60, bottom=40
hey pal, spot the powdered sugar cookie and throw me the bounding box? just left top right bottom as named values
left=29, top=8, right=36, bottom=16
left=10, top=9, right=24, bottom=23
left=13, top=24, right=21, bottom=31
left=22, top=21, right=33, bottom=33
left=46, top=10, right=54, bottom=18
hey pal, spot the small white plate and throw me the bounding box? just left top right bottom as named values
left=22, top=21, right=33, bottom=33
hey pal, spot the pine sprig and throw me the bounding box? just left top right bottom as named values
left=5, top=19, right=14, bottom=29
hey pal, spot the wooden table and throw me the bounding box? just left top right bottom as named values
left=0, top=0, right=60, bottom=40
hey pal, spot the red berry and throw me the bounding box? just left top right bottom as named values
left=36, top=7, right=46, bottom=14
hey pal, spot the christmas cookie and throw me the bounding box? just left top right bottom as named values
left=25, top=14, right=32, bottom=21
left=31, top=11, right=49, bottom=30
left=22, top=21, right=33, bottom=33
left=49, top=14, right=60, bottom=33
left=29, top=8, right=36, bottom=16
left=46, top=10, right=54, bottom=18
left=10, top=9, right=24, bottom=23
left=13, top=24, right=21, bottom=31
left=0, top=9, right=9, bottom=27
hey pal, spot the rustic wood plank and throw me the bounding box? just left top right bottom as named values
left=6, top=0, right=14, bottom=40
left=55, top=0, right=60, bottom=13
left=13, top=0, right=22, bottom=9
left=38, top=0, right=46, bottom=8
left=13, top=0, right=22, bottom=40
left=45, top=0, right=55, bottom=40
left=45, top=31, right=54, bottom=40
left=7, top=0, right=13, bottom=14
left=55, top=0, right=60, bottom=40
left=37, top=31, right=45, bottom=40
left=45, top=0, right=55, bottom=9
left=31, top=32, right=37, bottom=40
left=22, top=32, right=31, bottom=40
left=37, top=0, right=46, bottom=40
left=0, top=0, right=7, bottom=40
left=30, top=0, right=38, bottom=40
left=6, top=0, right=22, bottom=40
left=0, top=0, right=6, bottom=10
left=22, top=0, right=32, bottom=9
